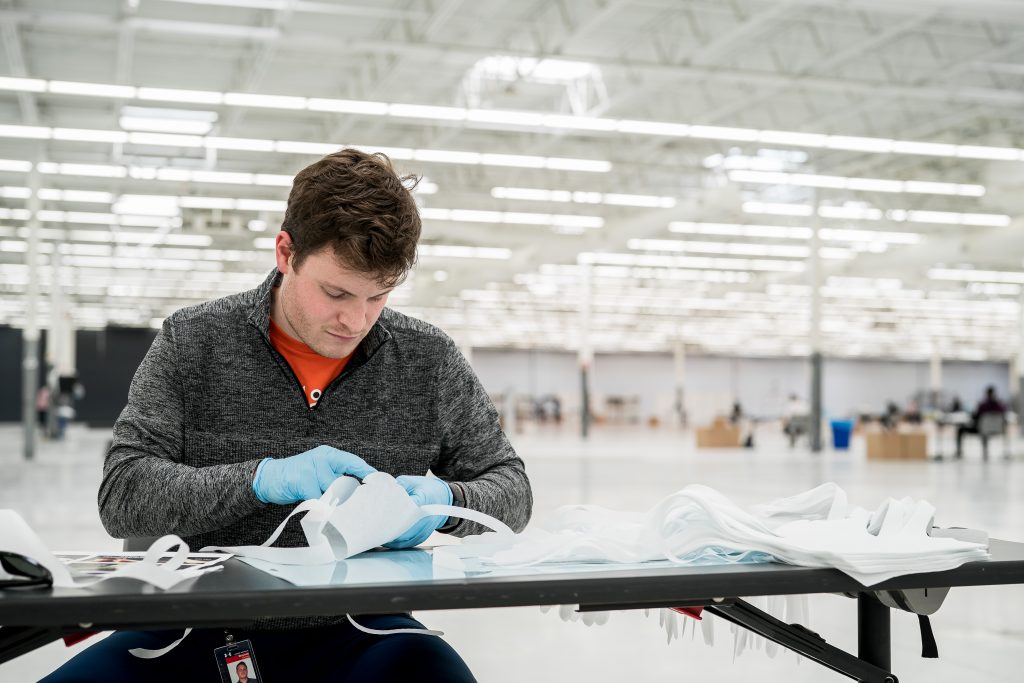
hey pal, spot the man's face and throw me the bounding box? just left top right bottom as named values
left=272, top=232, right=394, bottom=359
left=236, top=662, right=248, bottom=682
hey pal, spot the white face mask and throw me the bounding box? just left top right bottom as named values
left=203, top=472, right=511, bottom=564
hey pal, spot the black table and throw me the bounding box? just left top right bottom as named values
left=3, top=540, right=1024, bottom=683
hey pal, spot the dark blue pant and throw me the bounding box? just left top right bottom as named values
left=40, top=614, right=476, bottom=682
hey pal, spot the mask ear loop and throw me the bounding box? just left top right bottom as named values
left=345, top=505, right=513, bottom=638
left=346, top=614, right=444, bottom=637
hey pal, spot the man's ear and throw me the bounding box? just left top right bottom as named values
left=274, top=231, right=294, bottom=274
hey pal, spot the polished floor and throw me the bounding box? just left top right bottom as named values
left=1, top=423, right=1022, bottom=682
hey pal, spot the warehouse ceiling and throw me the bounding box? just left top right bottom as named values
left=1, top=0, right=1024, bottom=360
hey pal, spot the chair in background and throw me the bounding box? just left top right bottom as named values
left=977, top=412, right=1008, bottom=460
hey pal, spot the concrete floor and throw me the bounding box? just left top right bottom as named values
left=1, top=423, right=1022, bottom=682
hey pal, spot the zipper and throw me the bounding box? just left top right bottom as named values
left=250, top=319, right=389, bottom=413
left=251, top=321, right=313, bottom=412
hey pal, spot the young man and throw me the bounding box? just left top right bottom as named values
left=43, top=149, right=532, bottom=682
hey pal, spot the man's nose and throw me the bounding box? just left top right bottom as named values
left=337, top=300, right=366, bottom=329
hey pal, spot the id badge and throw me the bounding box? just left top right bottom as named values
left=213, top=638, right=264, bottom=683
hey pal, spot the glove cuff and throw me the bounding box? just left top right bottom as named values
left=252, top=457, right=274, bottom=503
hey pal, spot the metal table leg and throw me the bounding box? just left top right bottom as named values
left=858, top=593, right=891, bottom=672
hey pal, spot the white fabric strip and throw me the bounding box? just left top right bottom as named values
left=204, top=473, right=513, bottom=565
left=129, top=628, right=194, bottom=659
left=346, top=614, right=444, bottom=637
left=0, top=511, right=223, bottom=591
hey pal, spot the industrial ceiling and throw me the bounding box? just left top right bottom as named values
left=1, top=0, right=1023, bottom=361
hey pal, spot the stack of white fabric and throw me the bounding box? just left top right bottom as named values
left=438, top=482, right=988, bottom=586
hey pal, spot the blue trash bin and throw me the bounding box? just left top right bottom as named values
left=831, top=419, right=854, bottom=450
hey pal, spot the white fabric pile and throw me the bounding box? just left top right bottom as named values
left=435, top=482, right=989, bottom=585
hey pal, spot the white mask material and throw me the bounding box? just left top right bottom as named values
left=439, top=482, right=988, bottom=586
left=202, top=472, right=512, bottom=564
left=0, top=509, right=220, bottom=590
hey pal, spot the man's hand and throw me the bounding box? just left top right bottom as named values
left=253, top=445, right=376, bottom=504
left=384, top=475, right=453, bottom=549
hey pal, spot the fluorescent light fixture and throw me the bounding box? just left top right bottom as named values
left=45, top=163, right=128, bottom=178
left=49, top=81, right=136, bottom=98
left=543, top=114, right=617, bottom=131
left=824, top=136, right=894, bottom=153
left=389, top=103, right=467, bottom=120
left=467, top=109, right=546, bottom=127
left=817, top=205, right=884, bottom=220
left=478, top=153, right=545, bottom=168
left=206, top=137, right=275, bottom=152
left=628, top=238, right=809, bottom=258
left=274, top=141, right=340, bottom=155
left=544, top=157, right=612, bottom=173
left=0, top=76, right=45, bottom=92
left=757, top=130, right=827, bottom=147
left=136, top=87, right=224, bottom=105
left=741, top=202, right=813, bottom=216
left=688, top=125, right=759, bottom=142
left=670, top=221, right=812, bottom=240
left=128, top=131, right=204, bottom=148
left=491, top=186, right=674, bottom=207
left=307, top=98, right=388, bottom=115
left=418, top=244, right=511, bottom=259
left=236, top=199, right=287, bottom=212
left=255, top=174, right=293, bottom=187
left=119, top=106, right=217, bottom=135
left=891, top=140, right=957, bottom=156
left=0, top=124, right=50, bottom=139
left=954, top=145, right=1021, bottom=161
left=224, top=92, right=307, bottom=109
left=191, top=170, right=255, bottom=185
left=420, top=206, right=602, bottom=228
left=178, top=196, right=235, bottom=210
left=928, top=268, right=1024, bottom=284
left=3, top=76, right=1022, bottom=169
left=414, top=149, right=481, bottom=164
left=53, top=128, right=129, bottom=143
left=112, top=195, right=181, bottom=217
left=616, top=120, right=690, bottom=136
left=0, top=186, right=30, bottom=199
left=0, top=159, right=33, bottom=172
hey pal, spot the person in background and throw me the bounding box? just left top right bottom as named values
left=783, top=393, right=809, bottom=447
left=903, top=399, right=922, bottom=424
left=35, top=384, right=50, bottom=438
left=955, top=385, right=1007, bottom=459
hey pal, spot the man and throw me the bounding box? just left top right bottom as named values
left=235, top=661, right=255, bottom=683
left=955, top=385, right=1006, bottom=459
left=43, top=149, right=532, bottom=682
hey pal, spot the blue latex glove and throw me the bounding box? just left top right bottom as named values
left=253, top=445, right=377, bottom=505
left=384, top=475, right=453, bottom=549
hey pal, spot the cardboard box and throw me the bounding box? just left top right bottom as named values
left=866, top=430, right=928, bottom=460
left=696, top=423, right=742, bottom=448
left=866, top=431, right=901, bottom=460
left=900, top=432, right=928, bottom=460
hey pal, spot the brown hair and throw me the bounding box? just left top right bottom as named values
left=281, top=148, right=421, bottom=286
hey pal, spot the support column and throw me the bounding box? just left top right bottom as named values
left=930, top=348, right=943, bottom=410
left=22, top=162, right=41, bottom=460
left=1018, top=291, right=1024, bottom=420
left=809, top=215, right=823, bottom=453
left=673, top=340, right=687, bottom=429
left=578, top=260, right=593, bottom=439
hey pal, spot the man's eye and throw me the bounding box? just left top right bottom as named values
left=326, top=291, right=346, bottom=299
